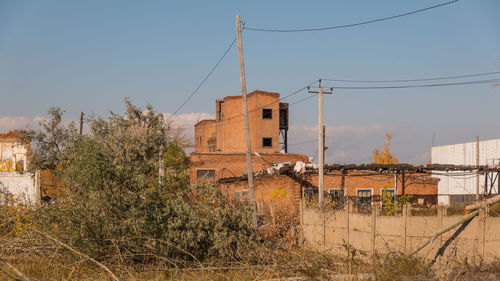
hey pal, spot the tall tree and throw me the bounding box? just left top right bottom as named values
left=371, top=133, right=399, bottom=164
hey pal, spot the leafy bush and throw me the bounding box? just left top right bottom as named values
left=381, top=185, right=413, bottom=216
left=23, top=101, right=258, bottom=264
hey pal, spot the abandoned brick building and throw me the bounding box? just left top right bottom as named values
left=189, top=90, right=439, bottom=213
left=190, top=90, right=309, bottom=181
left=219, top=171, right=438, bottom=215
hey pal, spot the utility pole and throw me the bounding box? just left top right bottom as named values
left=79, top=112, right=84, bottom=135
left=394, top=172, right=398, bottom=216
left=476, top=136, right=480, bottom=202
left=236, top=14, right=257, bottom=228
left=309, top=82, right=332, bottom=207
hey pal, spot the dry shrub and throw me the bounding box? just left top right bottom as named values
left=376, top=253, right=435, bottom=281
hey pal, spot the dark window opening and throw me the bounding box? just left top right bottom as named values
left=279, top=109, right=288, bottom=129
left=262, top=137, right=272, bottom=147
left=381, top=189, right=394, bottom=210
left=357, top=189, right=372, bottom=208
left=381, top=189, right=394, bottom=199
left=304, top=188, right=318, bottom=203
left=234, top=190, right=249, bottom=201
left=329, top=188, right=345, bottom=209
left=217, top=101, right=224, bottom=120
left=262, top=109, right=272, bottom=119
left=197, top=169, right=215, bottom=180
left=242, top=190, right=249, bottom=200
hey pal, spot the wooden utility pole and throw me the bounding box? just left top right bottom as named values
left=236, top=14, right=257, bottom=228
left=79, top=112, right=84, bottom=135
left=476, top=136, right=480, bottom=202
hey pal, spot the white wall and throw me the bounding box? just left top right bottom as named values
left=431, top=138, right=500, bottom=205
left=0, top=172, right=37, bottom=205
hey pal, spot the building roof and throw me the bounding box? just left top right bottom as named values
left=431, top=137, right=500, bottom=148
left=194, top=119, right=216, bottom=127
left=190, top=151, right=308, bottom=157
left=0, top=131, right=21, bottom=142
left=223, top=90, right=280, bottom=100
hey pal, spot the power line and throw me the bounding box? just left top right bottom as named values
left=322, top=78, right=500, bottom=90
left=163, top=81, right=319, bottom=131
left=190, top=80, right=319, bottom=129
left=288, top=139, right=318, bottom=146
left=290, top=94, right=316, bottom=105
left=244, top=0, right=459, bottom=33
left=322, top=71, right=500, bottom=83
left=166, top=37, right=237, bottom=121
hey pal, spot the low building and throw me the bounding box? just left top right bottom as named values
left=0, top=131, right=39, bottom=205
left=190, top=90, right=309, bottom=182
left=431, top=138, right=500, bottom=206
left=218, top=169, right=438, bottom=215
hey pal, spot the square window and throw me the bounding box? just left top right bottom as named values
left=304, top=188, right=318, bottom=203
left=242, top=190, right=249, bottom=200
left=262, top=109, right=272, bottom=119
left=330, top=189, right=344, bottom=199
left=329, top=189, right=345, bottom=208
left=262, top=137, right=272, bottom=147
left=381, top=189, right=394, bottom=198
left=235, top=190, right=241, bottom=201
left=197, top=169, right=215, bottom=180
left=357, top=189, right=372, bottom=207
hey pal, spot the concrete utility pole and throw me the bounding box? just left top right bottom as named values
left=309, top=82, right=332, bottom=207
left=394, top=173, right=398, bottom=215
left=318, top=87, right=324, bottom=206
left=236, top=14, right=258, bottom=228
left=476, top=136, right=480, bottom=202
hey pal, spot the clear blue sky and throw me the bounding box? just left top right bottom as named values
left=1, top=0, right=499, bottom=163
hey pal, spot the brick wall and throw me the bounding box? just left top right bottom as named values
left=217, top=171, right=439, bottom=212
left=218, top=174, right=301, bottom=215
left=190, top=152, right=309, bottom=181
left=215, top=91, right=281, bottom=153
left=315, top=171, right=438, bottom=196
left=193, top=91, right=284, bottom=153
left=194, top=119, right=216, bottom=152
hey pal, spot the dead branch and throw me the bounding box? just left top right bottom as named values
left=408, top=195, right=500, bottom=257
left=431, top=217, right=473, bottom=265
left=465, top=194, right=500, bottom=212
left=407, top=210, right=479, bottom=257
left=0, top=258, right=31, bottom=281
left=31, top=228, right=120, bottom=281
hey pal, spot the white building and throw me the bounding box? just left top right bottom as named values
left=431, top=138, right=500, bottom=206
left=0, top=131, right=39, bottom=205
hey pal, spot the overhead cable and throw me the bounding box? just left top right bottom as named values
left=244, top=0, right=459, bottom=33
left=322, top=71, right=500, bottom=83
left=290, top=94, right=317, bottom=105
left=323, top=78, right=500, bottom=90
left=197, top=80, right=319, bottom=128
left=167, top=38, right=237, bottom=121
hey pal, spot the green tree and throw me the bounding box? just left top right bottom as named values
left=17, top=107, right=78, bottom=172
left=36, top=100, right=256, bottom=262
